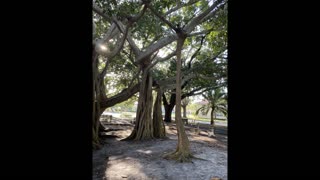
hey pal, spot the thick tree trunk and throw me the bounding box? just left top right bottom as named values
left=163, top=89, right=189, bottom=122
left=164, top=35, right=193, bottom=162
left=153, top=88, right=166, bottom=138
left=163, top=92, right=176, bottom=123
left=92, top=46, right=108, bottom=149
left=124, top=65, right=154, bottom=140
left=92, top=47, right=101, bottom=149
left=164, top=104, right=174, bottom=122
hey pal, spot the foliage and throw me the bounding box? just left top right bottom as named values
left=196, top=88, right=227, bottom=117
left=120, top=112, right=135, bottom=119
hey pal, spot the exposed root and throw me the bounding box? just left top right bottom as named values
left=191, top=156, right=208, bottom=161
left=163, top=149, right=208, bottom=162
left=163, top=150, right=194, bottom=163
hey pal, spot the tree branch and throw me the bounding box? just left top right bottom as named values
left=149, top=6, right=176, bottom=30
left=93, top=4, right=112, bottom=22
left=210, top=47, right=227, bottom=62
left=146, top=50, right=177, bottom=71
left=188, top=28, right=213, bottom=37
left=188, top=35, right=206, bottom=69
left=122, top=49, right=138, bottom=67
left=200, top=1, right=227, bottom=23
left=164, top=0, right=201, bottom=16
left=109, top=23, right=130, bottom=59
left=126, top=32, right=141, bottom=57
left=134, top=1, right=223, bottom=63
left=182, top=87, right=211, bottom=98
left=99, top=57, right=109, bottom=80
left=135, top=1, right=224, bottom=62
left=99, top=23, right=117, bottom=43
left=113, top=20, right=141, bottom=58
left=157, top=73, right=196, bottom=90
left=142, top=35, right=161, bottom=51
left=130, top=3, right=149, bottom=22
left=100, top=83, right=140, bottom=109
left=127, top=67, right=142, bottom=89
left=184, top=0, right=224, bottom=33
left=93, top=2, right=147, bottom=58
left=136, top=34, right=178, bottom=63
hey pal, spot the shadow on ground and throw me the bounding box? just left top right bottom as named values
left=93, top=122, right=227, bottom=180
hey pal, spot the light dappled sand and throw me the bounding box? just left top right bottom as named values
left=93, top=124, right=227, bottom=180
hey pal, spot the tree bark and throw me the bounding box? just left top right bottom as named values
left=100, top=83, right=140, bottom=109
left=210, top=107, right=216, bottom=136
left=124, top=61, right=154, bottom=140
left=164, top=104, right=174, bottom=122
left=210, top=108, right=214, bottom=125
left=163, top=86, right=190, bottom=122
left=164, top=34, right=193, bottom=162
left=92, top=46, right=102, bottom=149
left=153, top=88, right=166, bottom=138
left=163, top=92, right=176, bottom=122
left=92, top=46, right=108, bottom=149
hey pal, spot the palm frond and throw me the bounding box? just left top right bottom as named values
left=195, top=106, right=205, bottom=115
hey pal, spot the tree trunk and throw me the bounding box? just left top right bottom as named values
left=98, top=107, right=107, bottom=133
left=210, top=108, right=214, bottom=125
left=182, top=105, right=187, bottom=118
left=210, top=107, right=216, bottom=136
left=99, top=76, right=108, bottom=101
left=92, top=47, right=101, bottom=149
left=163, top=92, right=176, bottom=123
left=164, top=35, right=192, bottom=162
left=93, top=105, right=105, bottom=147
left=153, top=88, right=166, bottom=138
left=163, top=89, right=189, bottom=122
left=92, top=46, right=108, bottom=149
left=164, top=104, right=174, bottom=122
left=124, top=64, right=154, bottom=140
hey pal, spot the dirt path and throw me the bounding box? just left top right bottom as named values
left=93, top=124, right=227, bottom=180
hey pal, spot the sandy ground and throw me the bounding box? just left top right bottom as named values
left=93, top=121, right=227, bottom=180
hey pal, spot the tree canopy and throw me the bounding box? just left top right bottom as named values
left=92, top=0, right=228, bottom=157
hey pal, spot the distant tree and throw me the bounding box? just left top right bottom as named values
left=181, top=97, right=190, bottom=118
left=196, top=88, right=227, bottom=136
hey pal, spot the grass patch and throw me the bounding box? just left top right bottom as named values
left=120, top=112, right=136, bottom=119
left=172, top=114, right=227, bottom=123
